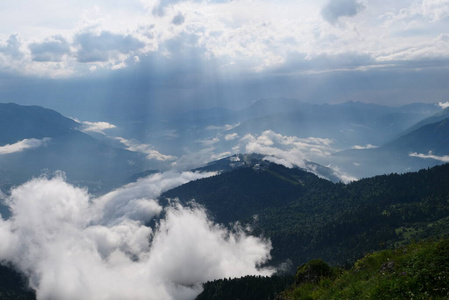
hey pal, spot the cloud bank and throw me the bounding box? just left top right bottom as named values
left=0, top=138, right=51, bottom=155
left=409, top=151, right=449, bottom=162
left=116, top=137, right=177, bottom=161
left=0, top=172, right=273, bottom=300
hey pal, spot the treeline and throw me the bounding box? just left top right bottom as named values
left=195, top=275, right=293, bottom=300
left=195, top=238, right=449, bottom=300
left=163, top=162, right=449, bottom=269
left=0, top=264, right=35, bottom=300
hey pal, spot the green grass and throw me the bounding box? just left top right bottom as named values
left=279, top=238, right=449, bottom=300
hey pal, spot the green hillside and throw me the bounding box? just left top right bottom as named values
left=163, top=161, right=449, bottom=268
left=279, top=238, right=449, bottom=300
left=194, top=238, right=449, bottom=300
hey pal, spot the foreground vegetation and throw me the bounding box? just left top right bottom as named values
left=194, top=238, right=449, bottom=300
left=279, top=238, right=449, bottom=300
left=195, top=275, right=293, bottom=300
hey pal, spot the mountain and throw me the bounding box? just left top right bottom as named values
left=230, top=101, right=440, bottom=149
left=397, top=107, right=449, bottom=137
left=0, top=103, right=79, bottom=144
left=383, top=117, right=449, bottom=154
left=163, top=160, right=449, bottom=270
left=331, top=116, right=449, bottom=178
left=92, top=99, right=440, bottom=160
left=0, top=103, right=149, bottom=194
left=194, top=153, right=342, bottom=183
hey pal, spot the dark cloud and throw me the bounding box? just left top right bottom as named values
left=321, top=0, right=366, bottom=24
left=0, top=34, right=23, bottom=59
left=172, top=12, right=185, bottom=25
left=29, top=35, right=71, bottom=62
left=74, top=31, right=145, bottom=62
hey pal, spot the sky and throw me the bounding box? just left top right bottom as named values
left=0, top=0, right=449, bottom=113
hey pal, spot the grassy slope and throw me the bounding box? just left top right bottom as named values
left=280, top=238, right=449, bottom=300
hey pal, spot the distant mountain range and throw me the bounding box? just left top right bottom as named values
left=0, top=100, right=447, bottom=192
left=96, top=99, right=441, bottom=160
left=0, top=103, right=149, bottom=193
left=332, top=108, right=449, bottom=178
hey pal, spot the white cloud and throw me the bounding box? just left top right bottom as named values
left=0, top=138, right=51, bottom=155
left=171, top=147, right=218, bottom=170
left=409, top=151, right=449, bottom=162
left=116, top=137, right=177, bottom=161
left=206, top=123, right=240, bottom=131
left=438, top=101, right=449, bottom=109
left=236, top=130, right=337, bottom=177
left=224, top=133, right=239, bottom=141
left=0, top=172, right=273, bottom=300
left=352, top=144, right=378, bottom=150
left=0, top=0, right=447, bottom=78
left=197, top=137, right=220, bottom=146
left=81, top=121, right=117, bottom=134
left=329, top=165, right=358, bottom=183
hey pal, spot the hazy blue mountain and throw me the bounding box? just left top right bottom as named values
left=0, top=103, right=149, bottom=193
left=331, top=117, right=449, bottom=178
left=0, top=103, right=79, bottom=144
left=383, top=117, right=449, bottom=154
left=396, top=107, right=449, bottom=137
left=108, top=99, right=440, bottom=161
left=231, top=101, right=440, bottom=149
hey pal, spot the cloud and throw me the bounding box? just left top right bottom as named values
left=197, top=137, right=220, bottom=146
left=0, top=34, right=23, bottom=59
left=206, top=123, right=240, bottom=131
left=329, top=165, right=358, bottom=183
left=321, top=0, right=366, bottom=24
left=74, top=31, right=145, bottom=63
left=153, top=0, right=186, bottom=16
left=352, top=144, right=378, bottom=150
left=81, top=121, right=117, bottom=134
left=236, top=130, right=336, bottom=178
left=0, top=138, right=51, bottom=155
left=171, top=148, right=218, bottom=171
left=172, top=12, right=185, bottom=25
left=29, top=35, right=71, bottom=62
left=116, top=137, right=177, bottom=161
left=409, top=151, right=449, bottom=162
left=0, top=172, right=273, bottom=300
left=438, top=101, right=449, bottom=109
left=224, top=133, right=239, bottom=141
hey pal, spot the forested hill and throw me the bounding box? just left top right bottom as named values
left=195, top=238, right=449, bottom=300
left=163, top=160, right=449, bottom=269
